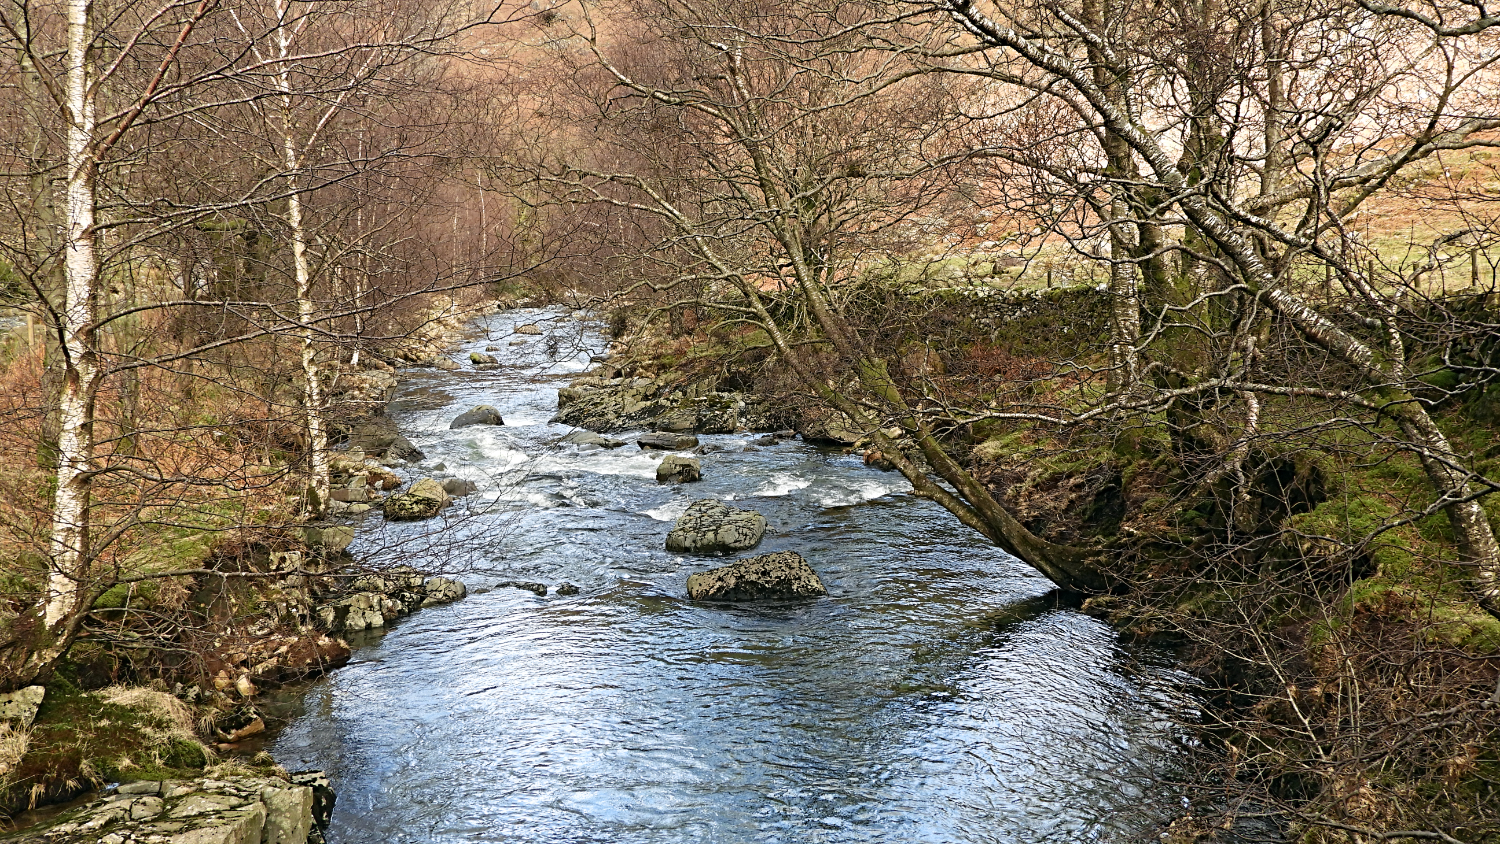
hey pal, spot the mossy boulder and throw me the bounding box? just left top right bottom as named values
left=686, top=551, right=827, bottom=601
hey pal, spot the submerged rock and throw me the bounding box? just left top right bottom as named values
left=450, top=404, right=503, bottom=429
left=638, top=432, right=699, bottom=451
left=665, top=500, right=766, bottom=554
left=496, top=580, right=548, bottom=596
left=686, top=551, right=827, bottom=601
left=555, top=582, right=581, bottom=596
left=657, top=455, right=701, bottom=484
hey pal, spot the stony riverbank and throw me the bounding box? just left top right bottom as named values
left=0, top=295, right=518, bottom=831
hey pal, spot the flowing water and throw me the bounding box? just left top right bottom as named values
left=272, top=309, right=1190, bottom=843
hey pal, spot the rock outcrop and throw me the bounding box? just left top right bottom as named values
left=317, top=567, right=468, bottom=633
left=449, top=405, right=503, bottom=429
left=346, top=416, right=424, bottom=462
left=665, top=500, right=766, bottom=554
left=656, top=455, right=701, bottom=484
left=686, top=551, right=827, bottom=601
left=552, top=374, right=771, bottom=435
left=382, top=478, right=449, bottom=521
left=6, top=773, right=330, bottom=844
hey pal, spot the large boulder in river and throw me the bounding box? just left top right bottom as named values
left=450, top=404, right=503, bottom=428
left=666, top=500, right=766, bottom=554
left=686, top=551, right=827, bottom=601
left=639, top=432, right=699, bottom=451
left=470, top=351, right=498, bottom=365
left=515, top=323, right=543, bottom=335
left=657, top=455, right=701, bottom=484
left=347, top=415, right=425, bottom=462
left=384, top=478, right=449, bottom=520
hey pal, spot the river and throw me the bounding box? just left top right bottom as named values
left=271, top=308, right=1191, bottom=843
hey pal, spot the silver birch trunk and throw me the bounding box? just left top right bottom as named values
left=272, top=6, right=330, bottom=518
left=45, top=0, right=101, bottom=630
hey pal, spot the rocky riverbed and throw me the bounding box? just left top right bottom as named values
left=259, top=306, right=1194, bottom=843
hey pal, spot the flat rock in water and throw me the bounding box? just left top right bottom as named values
left=665, top=500, right=766, bottom=554
left=560, top=430, right=625, bottom=449
left=450, top=404, right=503, bottom=428
left=515, top=324, right=543, bottom=335
left=638, top=432, right=699, bottom=451
left=686, top=551, right=827, bottom=601
left=657, top=455, right=701, bottom=484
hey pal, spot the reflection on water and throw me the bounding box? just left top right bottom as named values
left=272, top=310, right=1189, bottom=843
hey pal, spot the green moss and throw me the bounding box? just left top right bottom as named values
left=2, top=677, right=210, bottom=812
left=1288, top=494, right=1418, bottom=577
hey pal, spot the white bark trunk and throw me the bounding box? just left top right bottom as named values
left=46, top=0, right=100, bottom=630
left=1107, top=198, right=1140, bottom=391
left=272, top=6, right=329, bottom=517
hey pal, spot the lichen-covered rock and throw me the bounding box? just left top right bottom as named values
left=317, top=591, right=397, bottom=632
left=638, top=432, right=699, bottom=451
left=299, top=525, right=354, bottom=554
left=0, top=686, right=44, bottom=728
left=686, top=551, right=827, bottom=601
left=383, top=478, right=449, bottom=521
left=656, top=455, right=701, bottom=484
left=665, top=500, right=766, bottom=554
left=315, top=566, right=467, bottom=633
left=515, top=323, right=543, bottom=335
left=420, top=577, right=467, bottom=607
left=449, top=404, right=503, bottom=428
left=469, top=351, right=497, bottom=365
left=3, top=775, right=324, bottom=844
